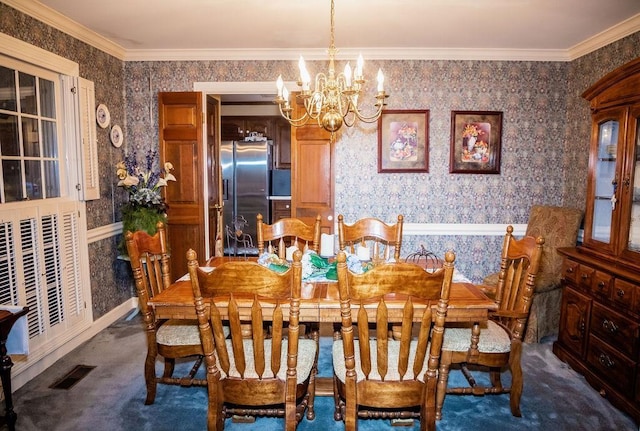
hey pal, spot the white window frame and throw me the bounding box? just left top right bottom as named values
left=0, top=33, right=93, bottom=384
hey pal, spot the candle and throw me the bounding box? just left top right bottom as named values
left=285, top=245, right=298, bottom=262
left=320, top=233, right=335, bottom=257
left=276, top=75, right=283, bottom=97
left=357, top=245, right=370, bottom=261
left=377, top=69, right=385, bottom=92
left=344, top=62, right=352, bottom=87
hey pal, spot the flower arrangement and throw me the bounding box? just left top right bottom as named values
left=116, top=149, right=176, bottom=212
left=116, top=149, right=176, bottom=253
left=461, top=123, right=484, bottom=139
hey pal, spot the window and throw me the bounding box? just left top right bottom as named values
left=0, top=60, right=64, bottom=203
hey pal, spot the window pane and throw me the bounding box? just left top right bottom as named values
left=24, top=160, right=42, bottom=200
left=0, top=114, right=19, bottom=156
left=2, top=160, right=23, bottom=202
left=0, top=66, right=16, bottom=112
left=22, top=117, right=40, bottom=157
left=41, top=120, right=57, bottom=158
left=39, top=78, right=55, bottom=119
left=44, top=161, right=60, bottom=198
left=19, top=72, right=37, bottom=115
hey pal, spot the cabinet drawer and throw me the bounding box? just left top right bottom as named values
left=587, top=335, right=636, bottom=397
left=577, top=264, right=595, bottom=291
left=590, top=303, right=639, bottom=359
left=612, top=278, right=635, bottom=310
left=561, top=259, right=579, bottom=284
left=591, top=271, right=613, bottom=299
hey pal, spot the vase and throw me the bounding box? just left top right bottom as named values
left=466, top=135, right=477, bottom=152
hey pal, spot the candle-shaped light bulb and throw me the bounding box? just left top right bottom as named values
left=356, top=54, right=364, bottom=79
left=298, top=56, right=310, bottom=90
left=276, top=75, right=284, bottom=97
left=344, top=62, right=352, bottom=87
left=377, top=69, right=385, bottom=92
left=283, top=86, right=289, bottom=104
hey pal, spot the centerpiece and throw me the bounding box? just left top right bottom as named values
left=116, top=149, right=176, bottom=254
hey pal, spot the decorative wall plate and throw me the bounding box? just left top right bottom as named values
left=96, top=104, right=110, bottom=128
left=110, top=124, right=123, bottom=148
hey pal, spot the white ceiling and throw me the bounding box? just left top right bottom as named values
left=10, top=0, right=640, bottom=62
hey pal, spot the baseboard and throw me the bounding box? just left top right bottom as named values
left=10, top=298, right=138, bottom=391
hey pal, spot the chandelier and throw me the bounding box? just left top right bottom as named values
left=274, top=0, right=389, bottom=136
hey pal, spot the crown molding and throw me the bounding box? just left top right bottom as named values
left=124, top=47, right=570, bottom=62
left=568, top=13, right=640, bottom=60
left=3, top=0, right=126, bottom=60
left=6, top=0, right=639, bottom=63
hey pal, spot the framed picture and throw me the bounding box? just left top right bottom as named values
left=449, top=111, right=503, bottom=174
left=378, top=109, right=429, bottom=173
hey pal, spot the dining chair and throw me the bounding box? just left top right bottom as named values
left=337, top=214, right=403, bottom=263
left=187, top=248, right=318, bottom=430
left=125, top=222, right=204, bottom=405
left=332, top=249, right=456, bottom=431
left=257, top=213, right=322, bottom=259
left=435, top=225, right=544, bottom=419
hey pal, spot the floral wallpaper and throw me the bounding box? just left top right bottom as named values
left=2, top=2, right=640, bottom=315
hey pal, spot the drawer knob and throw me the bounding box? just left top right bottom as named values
left=566, top=267, right=574, bottom=274
left=597, top=281, right=606, bottom=290
left=616, top=289, right=625, bottom=298
left=602, top=318, right=619, bottom=334
left=598, top=353, right=615, bottom=369
left=581, top=274, right=589, bottom=280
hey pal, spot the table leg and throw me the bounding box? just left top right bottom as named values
left=0, top=339, right=16, bottom=431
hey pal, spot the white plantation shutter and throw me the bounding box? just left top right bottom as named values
left=0, top=200, right=90, bottom=351
left=62, top=76, right=99, bottom=201
left=78, top=78, right=100, bottom=201
left=61, top=209, right=83, bottom=317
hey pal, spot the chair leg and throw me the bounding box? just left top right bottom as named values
left=163, top=358, right=175, bottom=378
left=333, top=375, right=343, bottom=421
left=144, top=351, right=158, bottom=405
left=509, top=340, right=523, bottom=417
left=435, top=352, right=451, bottom=420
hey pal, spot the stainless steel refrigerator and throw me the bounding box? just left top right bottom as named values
left=221, top=139, right=271, bottom=255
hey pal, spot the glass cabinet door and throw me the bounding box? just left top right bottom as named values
left=584, top=108, right=625, bottom=254
left=621, top=105, right=640, bottom=261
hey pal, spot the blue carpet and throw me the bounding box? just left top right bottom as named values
left=11, top=317, right=638, bottom=431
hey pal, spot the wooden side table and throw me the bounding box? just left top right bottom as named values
left=0, top=306, right=28, bottom=431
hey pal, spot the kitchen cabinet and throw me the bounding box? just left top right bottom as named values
left=221, top=116, right=291, bottom=170
left=553, top=58, right=640, bottom=424
left=274, top=117, right=291, bottom=169
left=221, top=116, right=273, bottom=141
left=271, top=199, right=291, bottom=223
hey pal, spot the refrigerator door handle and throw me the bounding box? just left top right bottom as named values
left=223, top=179, right=229, bottom=201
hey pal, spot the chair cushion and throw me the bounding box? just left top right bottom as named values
left=217, top=338, right=317, bottom=384
left=442, top=320, right=511, bottom=353
left=156, top=319, right=202, bottom=346
left=157, top=319, right=230, bottom=346
left=332, top=339, right=431, bottom=383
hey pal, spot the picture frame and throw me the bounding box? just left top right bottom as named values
left=378, top=109, right=429, bottom=173
left=449, top=111, right=503, bottom=174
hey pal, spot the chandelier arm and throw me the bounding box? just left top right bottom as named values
left=278, top=104, right=311, bottom=127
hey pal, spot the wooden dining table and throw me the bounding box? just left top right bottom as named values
left=148, top=256, right=497, bottom=395
left=150, top=257, right=496, bottom=322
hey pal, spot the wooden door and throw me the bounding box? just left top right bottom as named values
left=158, top=92, right=204, bottom=277
left=206, top=96, right=224, bottom=257
left=290, top=96, right=335, bottom=233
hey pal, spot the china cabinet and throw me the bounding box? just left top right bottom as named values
left=554, top=57, right=640, bottom=424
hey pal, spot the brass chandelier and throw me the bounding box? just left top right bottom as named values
left=274, top=0, right=389, bottom=136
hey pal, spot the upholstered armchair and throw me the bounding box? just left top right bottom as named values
left=483, top=205, right=583, bottom=343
